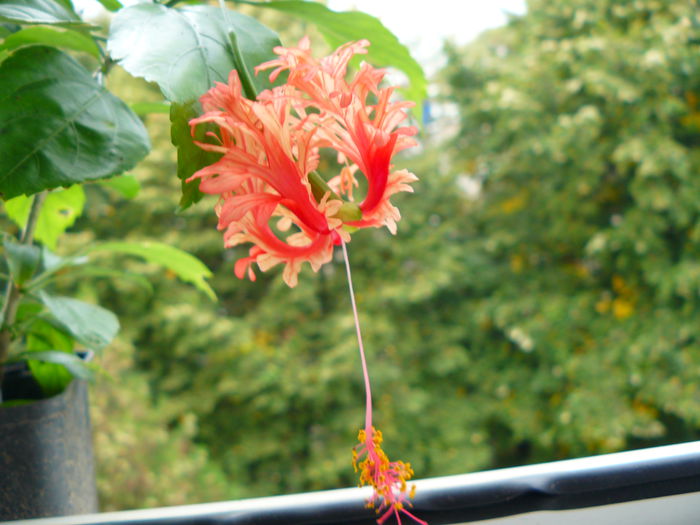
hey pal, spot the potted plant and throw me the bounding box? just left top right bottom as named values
left=0, top=3, right=213, bottom=519
left=0, top=187, right=216, bottom=519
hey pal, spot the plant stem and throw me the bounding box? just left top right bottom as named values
left=94, top=55, right=115, bottom=87
left=218, top=0, right=258, bottom=102
left=19, top=192, right=46, bottom=245
left=228, top=31, right=259, bottom=101
left=341, top=239, right=373, bottom=432
left=0, top=191, right=47, bottom=398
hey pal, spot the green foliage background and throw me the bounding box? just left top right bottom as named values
left=29, top=0, right=700, bottom=511
left=438, top=0, right=700, bottom=461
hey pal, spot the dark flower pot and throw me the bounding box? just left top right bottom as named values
left=0, top=359, right=98, bottom=520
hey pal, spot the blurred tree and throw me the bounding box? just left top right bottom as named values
left=438, top=0, right=700, bottom=462
left=91, top=338, right=236, bottom=511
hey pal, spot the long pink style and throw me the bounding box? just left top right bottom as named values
left=343, top=240, right=427, bottom=525
left=341, top=239, right=373, bottom=432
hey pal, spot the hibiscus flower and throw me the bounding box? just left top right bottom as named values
left=189, top=37, right=417, bottom=287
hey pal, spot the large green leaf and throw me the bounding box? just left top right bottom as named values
left=0, top=25, right=100, bottom=57
left=86, top=241, right=216, bottom=301
left=0, top=46, right=150, bottom=200
left=170, top=101, right=221, bottom=209
left=107, top=3, right=281, bottom=104
left=39, top=292, right=119, bottom=351
left=4, top=185, right=85, bottom=250
left=243, top=0, right=427, bottom=107
left=0, top=0, right=86, bottom=27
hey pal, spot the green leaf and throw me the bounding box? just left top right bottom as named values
left=23, top=317, right=77, bottom=395
left=170, top=101, right=221, bottom=209
left=27, top=350, right=92, bottom=380
left=95, top=0, right=122, bottom=12
left=86, top=241, right=216, bottom=301
left=20, top=246, right=87, bottom=292
left=3, top=238, right=40, bottom=285
left=244, top=0, right=427, bottom=107
left=51, top=0, right=74, bottom=11
left=40, top=245, right=86, bottom=273
left=29, top=356, right=74, bottom=397
left=97, top=174, right=140, bottom=199
left=25, top=251, right=152, bottom=294
left=130, top=101, right=171, bottom=116
left=64, top=265, right=154, bottom=294
left=0, top=22, right=18, bottom=38
left=39, top=292, right=120, bottom=350
left=4, top=185, right=85, bottom=250
left=0, top=46, right=151, bottom=199
left=0, top=0, right=86, bottom=27
left=15, top=300, right=43, bottom=323
left=0, top=25, right=100, bottom=57
left=107, top=3, right=281, bottom=104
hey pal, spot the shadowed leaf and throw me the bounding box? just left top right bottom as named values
left=0, top=46, right=150, bottom=199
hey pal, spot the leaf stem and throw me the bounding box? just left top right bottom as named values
left=0, top=191, right=47, bottom=399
